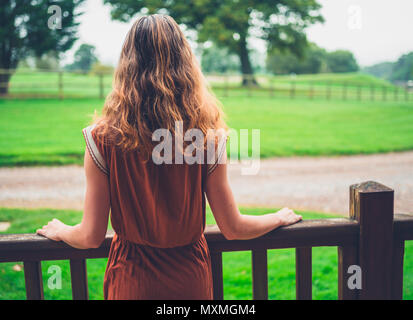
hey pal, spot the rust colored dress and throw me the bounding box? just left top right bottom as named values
left=82, top=125, right=226, bottom=300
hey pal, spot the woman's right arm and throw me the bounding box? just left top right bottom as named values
left=205, top=152, right=302, bottom=240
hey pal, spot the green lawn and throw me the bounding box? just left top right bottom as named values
left=0, top=207, right=411, bottom=300
left=1, top=95, right=413, bottom=166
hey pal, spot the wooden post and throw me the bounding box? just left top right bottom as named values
left=295, top=247, right=312, bottom=300
left=70, top=259, right=89, bottom=300
left=24, top=261, right=44, bottom=300
left=247, top=75, right=252, bottom=97
left=211, top=251, right=224, bottom=300
left=290, top=81, right=295, bottom=99
left=370, top=85, right=375, bottom=101
left=269, top=77, right=274, bottom=98
left=405, top=84, right=409, bottom=102
left=99, top=73, right=104, bottom=99
left=350, top=181, right=394, bottom=299
left=391, top=239, right=405, bottom=299
left=338, top=245, right=359, bottom=300
left=326, top=82, right=331, bottom=100
left=383, top=86, right=387, bottom=101
left=252, top=249, right=268, bottom=300
left=338, top=184, right=361, bottom=300
left=357, top=85, right=362, bottom=101
left=342, top=83, right=347, bottom=101
left=58, top=71, right=63, bottom=100
left=309, top=83, right=314, bottom=100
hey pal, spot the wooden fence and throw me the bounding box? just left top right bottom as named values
left=0, top=181, right=412, bottom=300
left=0, top=69, right=412, bottom=101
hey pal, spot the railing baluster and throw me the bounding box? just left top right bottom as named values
left=252, top=249, right=268, bottom=300
left=211, top=251, right=224, bottom=300
left=338, top=245, right=359, bottom=300
left=391, top=239, right=405, bottom=300
left=70, top=259, right=89, bottom=300
left=23, top=261, right=44, bottom=300
left=295, top=247, right=312, bottom=300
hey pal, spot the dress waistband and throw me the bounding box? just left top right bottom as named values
left=112, top=232, right=207, bottom=250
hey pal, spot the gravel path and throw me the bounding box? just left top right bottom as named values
left=0, top=152, right=412, bottom=215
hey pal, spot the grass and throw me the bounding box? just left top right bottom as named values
left=1, top=95, right=413, bottom=166
left=1, top=71, right=412, bottom=166
left=0, top=207, right=411, bottom=300
left=0, top=98, right=98, bottom=166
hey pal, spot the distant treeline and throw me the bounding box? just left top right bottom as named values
left=201, top=43, right=413, bottom=83
left=266, top=43, right=359, bottom=75
left=201, top=43, right=359, bottom=76
left=20, top=41, right=412, bottom=85
left=362, top=52, right=413, bottom=82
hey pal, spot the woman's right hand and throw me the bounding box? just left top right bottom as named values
left=206, top=148, right=304, bottom=240
left=274, top=207, right=302, bottom=226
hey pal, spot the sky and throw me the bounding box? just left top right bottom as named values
left=63, top=0, right=413, bottom=68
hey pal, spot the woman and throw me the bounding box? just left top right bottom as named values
left=36, top=14, right=302, bottom=300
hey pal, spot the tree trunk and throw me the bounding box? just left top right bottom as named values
left=239, top=38, right=258, bottom=87
left=0, top=72, right=11, bottom=95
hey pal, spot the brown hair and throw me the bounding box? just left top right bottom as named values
left=94, top=14, right=226, bottom=156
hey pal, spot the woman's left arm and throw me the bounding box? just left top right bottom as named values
left=36, top=147, right=110, bottom=249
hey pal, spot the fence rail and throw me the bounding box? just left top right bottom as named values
left=0, top=181, right=412, bottom=300
left=0, top=69, right=412, bottom=101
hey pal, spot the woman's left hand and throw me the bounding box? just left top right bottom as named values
left=36, top=219, right=67, bottom=241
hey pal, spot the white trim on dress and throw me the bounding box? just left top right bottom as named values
left=82, top=124, right=109, bottom=176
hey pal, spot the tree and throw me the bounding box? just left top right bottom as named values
left=267, top=43, right=327, bottom=74
left=201, top=45, right=240, bottom=74
left=362, top=62, right=395, bottom=80
left=104, top=0, right=324, bottom=85
left=325, top=50, right=359, bottom=73
left=0, top=0, right=85, bottom=94
left=65, top=44, right=98, bottom=73
left=35, top=51, right=60, bottom=70
left=362, top=52, right=413, bottom=82
left=390, top=52, right=413, bottom=81
left=90, top=61, right=115, bottom=76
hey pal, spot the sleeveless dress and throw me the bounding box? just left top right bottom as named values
left=82, top=125, right=227, bottom=300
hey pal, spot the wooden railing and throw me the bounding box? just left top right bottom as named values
left=0, top=181, right=412, bottom=300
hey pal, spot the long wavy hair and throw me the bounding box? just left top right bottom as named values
left=94, top=14, right=226, bottom=157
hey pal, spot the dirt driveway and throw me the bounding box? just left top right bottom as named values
left=0, top=152, right=412, bottom=215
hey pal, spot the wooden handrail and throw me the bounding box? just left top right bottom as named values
left=0, top=218, right=360, bottom=263
left=394, top=214, right=413, bottom=240
left=1, top=214, right=412, bottom=263
left=0, top=217, right=360, bottom=300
